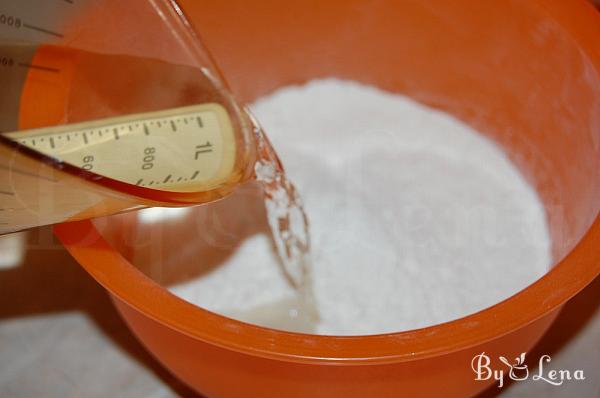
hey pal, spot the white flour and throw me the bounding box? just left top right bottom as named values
left=168, top=79, right=551, bottom=335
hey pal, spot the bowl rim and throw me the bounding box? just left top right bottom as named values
left=54, top=0, right=600, bottom=365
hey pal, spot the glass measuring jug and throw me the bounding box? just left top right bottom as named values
left=0, top=0, right=256, bottom=235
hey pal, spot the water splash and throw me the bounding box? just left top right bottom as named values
left=245, top=112, right=319, bottom=331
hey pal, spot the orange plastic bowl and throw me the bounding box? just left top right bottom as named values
left=53, top=1, right=600, bottom=397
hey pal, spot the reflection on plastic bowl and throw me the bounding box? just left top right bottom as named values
left=0, top=231, right=27, bottom=269
left=138, top=207, right=191, bottom=224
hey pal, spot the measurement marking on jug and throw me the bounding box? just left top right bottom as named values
left=0, top=190, right=15, bottom=196
left=195, top=142, right=213, bottom=158
left=18, top=63, right=60, bottom=73
left=63, top=0, right=74, bottom=4
left=0, top=57, right=14, bottom=67
left=0, top=14, right=22, bottom=28
left=22, top=23, right=63, bottom=38
left=1, top=104, right=234, bottom=199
